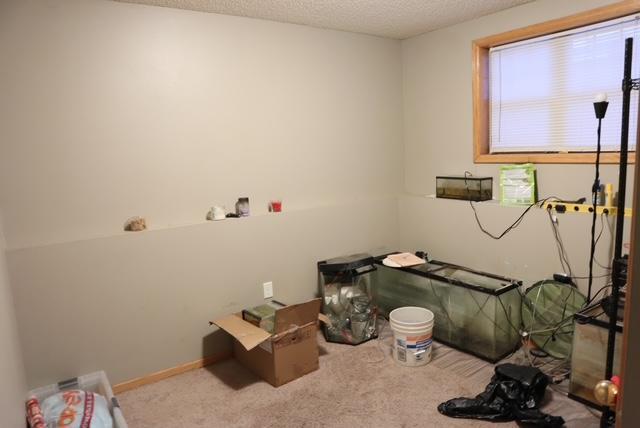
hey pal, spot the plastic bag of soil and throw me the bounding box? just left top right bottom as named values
left=437, top=363, right=564, bottom=427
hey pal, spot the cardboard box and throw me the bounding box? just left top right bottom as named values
left=211, top=298, right=324, bottom=387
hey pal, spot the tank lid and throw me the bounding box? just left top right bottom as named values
left=318, top=253, right=374, bottom=273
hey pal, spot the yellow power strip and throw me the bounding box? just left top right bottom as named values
left=542, top=201, right=632, bottom=217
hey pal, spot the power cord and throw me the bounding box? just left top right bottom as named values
left=464, top=171, right=561, bottom=240
left=594, top=212, right=613, bottom=271
left=465, top=170, right=611, bottom=285
left=589, top=283, right=613, bottom=305
left=547, top=209, right=574, bottom=279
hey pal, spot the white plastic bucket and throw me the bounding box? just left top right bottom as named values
left=389, top=306, right=435, bottom=367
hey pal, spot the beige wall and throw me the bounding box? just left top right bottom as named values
left=8, top=199, right=398, bottom=387
left=0, top=213, right=27, bottom=428
left=0, top=0, right=402, bottom=387
left=399, top=0, right=633, bottom=295
left=0, top=0, right=403, bottom=250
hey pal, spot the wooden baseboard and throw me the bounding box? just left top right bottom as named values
left=113, top=350, right=233, bottom=394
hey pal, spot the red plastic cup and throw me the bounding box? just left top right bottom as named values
left=269, top=200, right=282, bottom=212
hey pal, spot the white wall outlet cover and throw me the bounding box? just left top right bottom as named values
left=263, top=281, right=274, bottom=299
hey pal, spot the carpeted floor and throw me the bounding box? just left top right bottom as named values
left=118, top=329, right=599, bottom=427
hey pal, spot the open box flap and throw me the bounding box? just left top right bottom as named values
left=274, top=298, right=322, bottom=334
left=211, top=314, right=272, bottom=351
left=317, top=313, right=331, bottom=325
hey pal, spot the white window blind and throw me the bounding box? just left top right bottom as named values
left=490, top=15, right=640, bottom=153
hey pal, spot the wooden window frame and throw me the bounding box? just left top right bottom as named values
left=473, top=0, right=640, bottom=164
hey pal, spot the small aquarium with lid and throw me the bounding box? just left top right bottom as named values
left=318, top=253, right=378, bottom=345
left=436, top=176, right=493, bottom=201
left=373, top=254, right=521, bottom=362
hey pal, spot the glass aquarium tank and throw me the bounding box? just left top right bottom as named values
left=569, top=302, right=622, bottom=409
left=436, top=175, right=493, bottom=201
left=318, top=254, right=378, bottom=345
left=373, top=255, right=522, bottom=362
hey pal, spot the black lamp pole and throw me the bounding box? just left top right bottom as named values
left=588, top=97, right=608, bottom=302
left=600, top=36, right=637, bottom=428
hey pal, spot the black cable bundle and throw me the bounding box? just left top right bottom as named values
left=463, top=171, right=561, bottom=241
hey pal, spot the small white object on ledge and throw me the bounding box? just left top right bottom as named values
left=206, top=206, right=226, bottom=221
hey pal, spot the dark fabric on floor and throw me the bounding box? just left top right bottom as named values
left=438, top=363, right=564, bottom=427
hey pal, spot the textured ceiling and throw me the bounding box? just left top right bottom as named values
left=113, top=0, right=535, bottom=39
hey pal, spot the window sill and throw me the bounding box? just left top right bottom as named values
left=474, top=152, right=636, bottom=164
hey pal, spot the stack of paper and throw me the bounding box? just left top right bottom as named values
left=383, top=252, right=426, bottom=268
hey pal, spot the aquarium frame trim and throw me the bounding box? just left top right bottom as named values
left=374, top=254, right=522, bottom=297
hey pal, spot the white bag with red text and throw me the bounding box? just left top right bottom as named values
left=40, top=390, right=113, bottom=428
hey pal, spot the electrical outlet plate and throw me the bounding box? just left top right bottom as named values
left=263, top=281, right=273, bottom=299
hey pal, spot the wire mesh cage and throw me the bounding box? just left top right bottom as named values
left=521, top=280, right=587, bottom=360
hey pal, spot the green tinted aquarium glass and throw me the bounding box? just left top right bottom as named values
left=569, top=304, right=622, bottom=409
left=373, top=260, right=521, bottom=362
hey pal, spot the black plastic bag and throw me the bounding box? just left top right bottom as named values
left=437, top=363, right=565, bottom=427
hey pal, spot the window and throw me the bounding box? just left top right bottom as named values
left=491, top=16, right=640, bottom=153
left=473, top=2, right=640, bottom=163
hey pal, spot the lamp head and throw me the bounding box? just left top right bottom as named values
left=594, top=93, right=608, bottom=103
left=594, top=92, right=609, bottom=119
